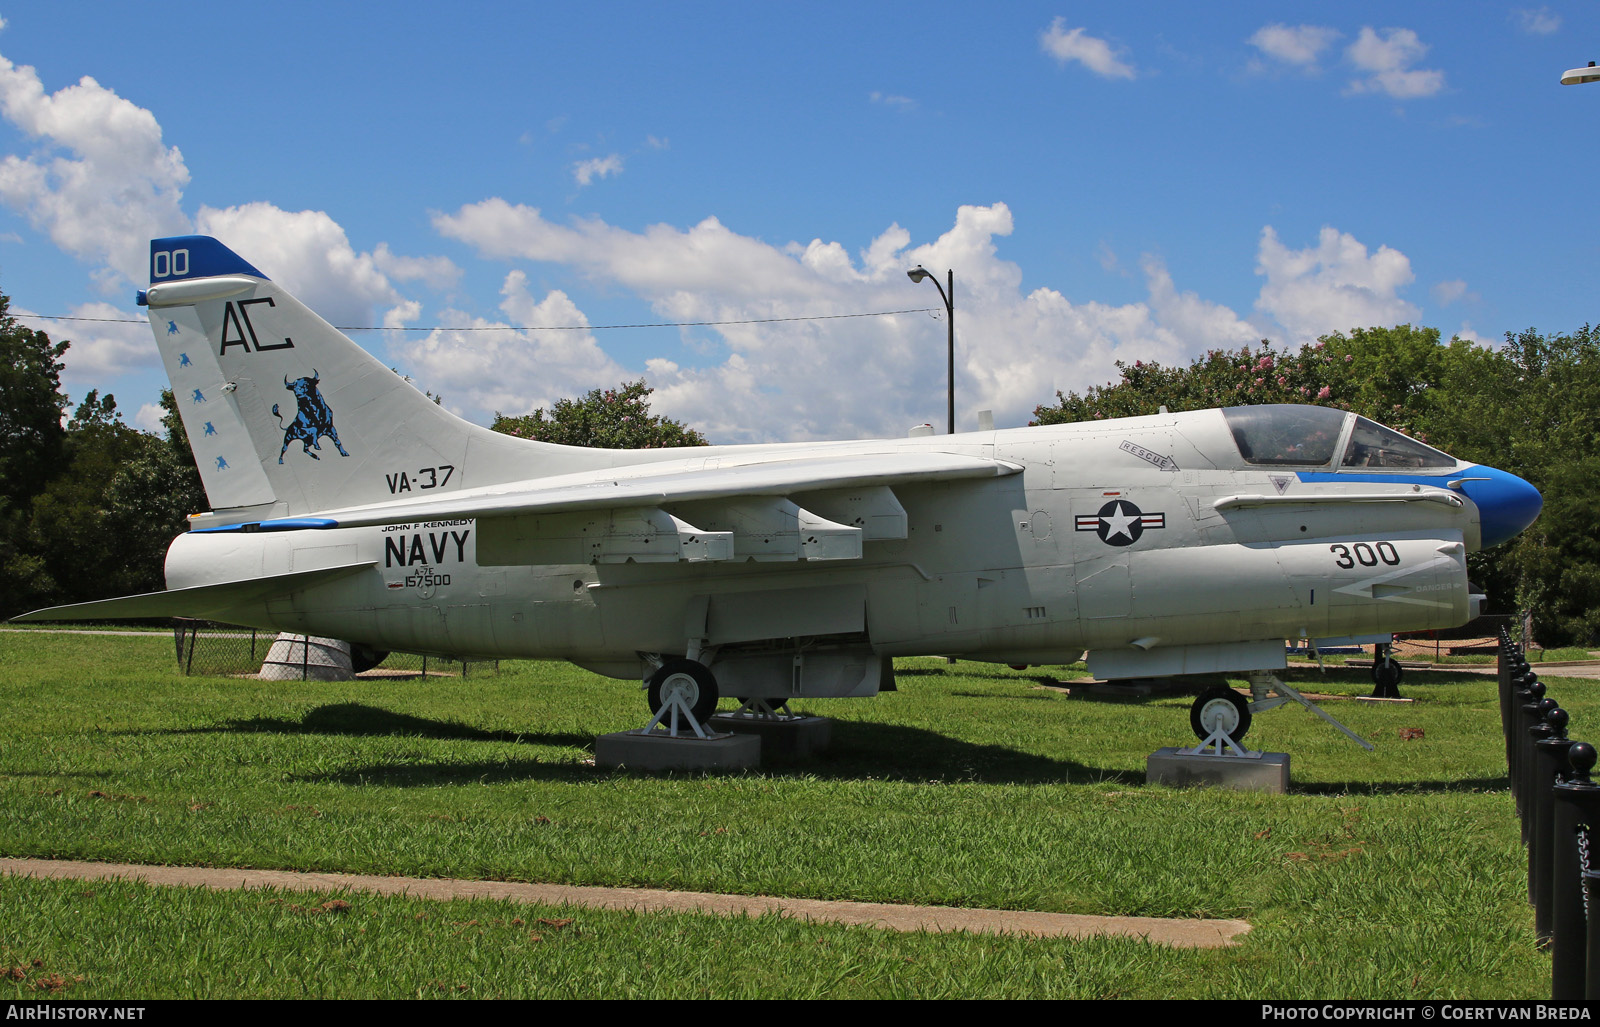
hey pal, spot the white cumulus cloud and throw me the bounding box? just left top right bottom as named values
left=1253, top=225, right=1419, bottom=343
left=0, top=51, right=189, bottom=287
left=0, top=39, right=453, bottom=347
left=1248, top=24, right=1341, bottom=68
left=19, top=300, right=158, bottom=387
left=395, top=271, right=628, bottom=420
left=870, top=91, right=916, bottom=109
left=133, top=402, right=165, bottom=434
left=573, top=154, right=623, bottom=186
left=434, top=200, right=1278, bottom=441
left=1040, top=19, right=1135, bottom=80
left=1345, top=27, right=1445, bottom=99
left=372, top=242, right=462, bottom=290
left=194, top=203, right=404, bottom=329
left=1515, top=7, right=1561, bottom=35
left=1431, top=279, right=1472, bottom=306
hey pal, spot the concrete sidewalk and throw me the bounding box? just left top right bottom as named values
left=0, top=856, right=1250, bottom=949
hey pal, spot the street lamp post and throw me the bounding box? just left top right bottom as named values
left=1561, top=61, right=1600, bottom=85
left=907, top=265, right=955, bottom=434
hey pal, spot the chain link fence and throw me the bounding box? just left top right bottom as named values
left=171, top=619, right=499, bottom=679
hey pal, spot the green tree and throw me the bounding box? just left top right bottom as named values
left=25, top=392, right=163, bottom=606
left=1031, top=326, right=1462, bottom=430
left=0, top=294, right=69, bottom=513
left=6, top=388, right=209, bottom=617
left=101, top=389, right=208, bottom=594
left=492, top=380, right=708, bottom=449
left=1429, top=326, right=1600, bottom=645
left=0, top=295, right=69, bottom=616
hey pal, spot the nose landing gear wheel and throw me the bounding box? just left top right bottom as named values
left=1191, top=686, right=1252, bottom=746
left=1371, top=657, right=1404, bottom=699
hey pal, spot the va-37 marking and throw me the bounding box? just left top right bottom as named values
left=385, top=465, right=456, bottom=494
left=11, top=235, right=1546, bottom=752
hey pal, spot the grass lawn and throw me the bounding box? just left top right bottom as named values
left=0, top=631, right=1578, bottom=999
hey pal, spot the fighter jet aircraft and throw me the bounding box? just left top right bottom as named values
left=15, top=236, right=1543, bottom=747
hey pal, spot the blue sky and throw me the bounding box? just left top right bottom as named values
left=0, top=2, right=1596, bottom=442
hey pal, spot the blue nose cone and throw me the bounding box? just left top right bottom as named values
left=1458, top=465, right=1543, bottom=549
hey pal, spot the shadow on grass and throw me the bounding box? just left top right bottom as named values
left=286, top=717, right=1142, bottom=788
left=134, top=689, right=1513, bottom=794
left=794, top=720, right=1143, bottom=785
left=159, top=702, right=594, bottom=749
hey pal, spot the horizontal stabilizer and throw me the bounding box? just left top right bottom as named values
left=10, top=562, right=375, bottom=623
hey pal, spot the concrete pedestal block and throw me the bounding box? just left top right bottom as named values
left=708, top=714, right=831, bottom=761
left=258, top=634, right=353, bottom=681
left=1146, top=747, right=1290, bottom=793
left=595, top=730, right=761, bottom=771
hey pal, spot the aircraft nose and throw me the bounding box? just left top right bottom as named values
left=1458, top=465, right=1543, bottom=549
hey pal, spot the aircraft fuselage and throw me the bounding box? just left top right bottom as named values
left=164, top=407, right=1494, bottom=691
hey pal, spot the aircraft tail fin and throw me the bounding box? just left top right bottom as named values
left=141, top=236, right=574, bottom=518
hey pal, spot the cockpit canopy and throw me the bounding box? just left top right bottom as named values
left=1341, top=416, right=1454, bottom=468
left=1222, top=405, right=1455, bottom=470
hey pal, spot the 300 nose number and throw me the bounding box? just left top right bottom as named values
left=1330, top=542, right=1400, bottom=569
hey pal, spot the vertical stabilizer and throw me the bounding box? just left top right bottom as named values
left=141, top=236, right=534, bottom=517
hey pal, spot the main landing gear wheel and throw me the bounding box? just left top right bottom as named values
left=647, top=659, right=719, bottom=725
left=1191, top=686, right=1252, bottom=746
left=350, top=644, right=389, bottom=674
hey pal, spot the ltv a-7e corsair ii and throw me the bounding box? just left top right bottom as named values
left=17, top=237, right=1543, bottom=749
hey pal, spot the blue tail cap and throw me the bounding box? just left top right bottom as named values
left=1457, top=465, right=1543, bottom=549
left=149, top=236, right=268, bottom=285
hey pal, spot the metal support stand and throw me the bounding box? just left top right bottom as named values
left=635, top=691, right=714, bottom=740
left=724, top=696, right=799, bottom=720
left=709, top=697, right=833, bottom=762
left=1246, top=671, right=1374, bottom=751
left=1180, top=722, right=1256, bottom=759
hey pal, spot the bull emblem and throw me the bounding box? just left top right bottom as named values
left=271, top=369, right=350, bottom=464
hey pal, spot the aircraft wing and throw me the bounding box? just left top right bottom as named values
left=218, top=451, right=1025, bottom=531
left=11, top=562, right=376, bottom=622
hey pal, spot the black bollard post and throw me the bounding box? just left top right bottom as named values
left=1552, top=742, right=1600, bottom=999
left=1499, top=627, right=1516, bottom=700
left=1537, top=708, right=1576, bottom=944
left=1519, top=680, right=1548, bottom=843
left=1527, top=697, right=1558, bottom=902
left=1502, top=636, right=1526, bottom=746
left=1509, top=665, right=1536, bottom=799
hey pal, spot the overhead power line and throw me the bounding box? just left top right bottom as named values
left=12, top=307, right=940, bottom=332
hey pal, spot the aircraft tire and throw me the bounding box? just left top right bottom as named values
left=647, top=659, right=719, bottom=724
left=1190, top=687, right=1251, bottom=746
left=1371, top=659, right=1403, bottom=698
left=350, top=644, right=389, bottom=674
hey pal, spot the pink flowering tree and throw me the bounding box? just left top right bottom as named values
left=1031, top=325, right=1462, bottom=440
